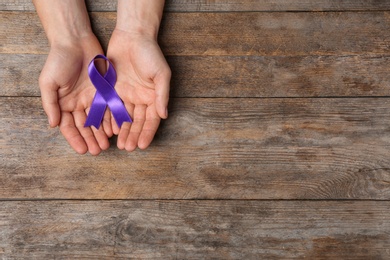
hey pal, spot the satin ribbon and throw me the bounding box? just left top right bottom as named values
left=84, top=54, right=132, bottom=128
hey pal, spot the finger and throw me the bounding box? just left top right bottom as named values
left=111, top=111, right=120, bottom=135
left=91, top=125, right=110, bottom=151
left=117, top=122, right=131, bottom=150
left=154, top=68, right=171, bottom=119
left=125, top=104, right=146, bottom=152
left=102, top=108, right=113, bottom=138
left=138, top=105, right=161, bottom=150
left=73, top=110, right=102, bottom=155
left=59, top=112, right=88, bottom=154
left=39, top=76, right=61, bottom=127
left=111, top=102, right=134, bottom=135
left=117, top=103, right=134, bottom=149
left=85, top=107, right=110, bottom=151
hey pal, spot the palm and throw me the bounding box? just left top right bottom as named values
left=107, top=29, right=171, bottom=151
left=47, top=46, right=95, bottom=112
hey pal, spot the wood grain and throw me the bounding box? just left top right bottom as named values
left=2, top=12, right=390, bottom=56
left=3, top=53, right=390, bottom=97
left=1, top=2, right=390, bottom=257
left=0, top=200, right=388, bottom=258
left=2, top=0, right=390, bottom=12
left=1, top=97, right=389, bottom=200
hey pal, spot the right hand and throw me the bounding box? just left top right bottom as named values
left=39, top=34, right=112, bottom=155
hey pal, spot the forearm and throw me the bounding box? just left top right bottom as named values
left=33, top=0, right=92, bottom=45
left=116, top=0, right=165, bottom=39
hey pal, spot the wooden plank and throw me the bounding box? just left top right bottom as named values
left=1, top=54, right=42, bottom=96
left=2, top=12, right=390, bottom=56
left=0, top=200, right=389, bottom=258
left=3, top=53, right=390, bottom=97
left=2, top=0, right=390, bottom=12
left=169, top=55, right=390, bottom=97
left=1, top=97, right=389, bottom=200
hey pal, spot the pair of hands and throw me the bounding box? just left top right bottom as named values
left=40, top=29, right=171, bottom=155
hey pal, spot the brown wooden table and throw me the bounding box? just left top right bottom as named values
left=1, top=0, right=389, bottom=258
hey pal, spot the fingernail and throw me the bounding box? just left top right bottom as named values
left=165, top=108, right=168, bottom=118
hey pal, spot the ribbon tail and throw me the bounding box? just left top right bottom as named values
left=108, top=98, right=132, bottom=128
left=84, top=92, right=107, bottom=128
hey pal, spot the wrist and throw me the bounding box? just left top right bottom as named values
left=33, top=0, right=93, bottom=46
left=115, top=0, right=165, bottom=39
left=48, top=23, right=93, bottom=47
left=49, top=30, right=95, bottom=50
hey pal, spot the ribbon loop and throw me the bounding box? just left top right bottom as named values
left=84, top=55, right=132, bottom=128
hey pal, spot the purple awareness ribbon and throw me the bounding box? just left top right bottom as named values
left=84, top=54, right=132, bottom=128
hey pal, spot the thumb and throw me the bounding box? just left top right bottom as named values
left=39, top=75, right=61, bottom=127
left=154, top=68, right=171, bottom=119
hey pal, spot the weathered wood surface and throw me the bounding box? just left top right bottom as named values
left=2, top=11, right=390, bottom=56
left=3, top=54, right=390, bottom=97
left=1, top=1, right=390, bottom=258
left=2, top=0, right=390, bottom=12
left=0, top=200, right=389, bottom=258
left=1, top=97, right=389, bottom=200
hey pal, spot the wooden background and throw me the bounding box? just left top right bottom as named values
left=1, top=0, right=390, bottom=258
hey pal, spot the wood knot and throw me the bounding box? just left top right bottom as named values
left=115, top=219, right=155, bottom=243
